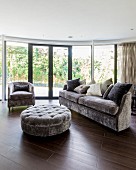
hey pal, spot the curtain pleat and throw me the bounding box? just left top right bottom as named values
left=121, top=43, right=136, bottom=86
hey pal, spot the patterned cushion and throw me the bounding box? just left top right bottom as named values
left=101, top=78, right=113, bottom=95
left=103, top=84, right=114, bottom=99
left=67, top=78, right=80, bottom=91
left=86, top=84, right=102, bottom=96
left=107, top=83, right=132, bottom=106
left=74, top=85, right=90, bottom=94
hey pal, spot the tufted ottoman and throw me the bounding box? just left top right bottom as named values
left=20, top=104, right=71, bottom=137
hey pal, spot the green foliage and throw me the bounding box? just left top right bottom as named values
left=72, top=56, right=91, bottom=82
left=94, top=54, right=114, bottom=83
left=7, top=45, right=28, bottom=82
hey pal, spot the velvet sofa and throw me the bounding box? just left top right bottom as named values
left=59, top=90, right=132, bottom=132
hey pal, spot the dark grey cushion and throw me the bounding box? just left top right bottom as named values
left=67, top=78, right=80, bottom=91
left=14, top=84, right=29, bottom=92
left=78, top=96, right=119, bottom=115
left=63, top=84, right=67, bottom=90
left=107, top=83, right=132, bottom=106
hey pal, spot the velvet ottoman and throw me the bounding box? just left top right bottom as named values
left=21, top=104, right=71, bottom=137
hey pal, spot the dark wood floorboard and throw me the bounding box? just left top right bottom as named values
left=0, top=100, right=136, bottom=170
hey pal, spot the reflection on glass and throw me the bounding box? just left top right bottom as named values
left=72, top=46, right=91, bottom=83
left=33, top=46, right=49, bottom=97
left=6, top=42, right=28, bottom=98
left=94, top=45, right=114, bottom=83
left=53, top=47, right=68, bottom=97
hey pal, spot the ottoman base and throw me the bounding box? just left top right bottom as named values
left=21, top=121, right=71, bottom=137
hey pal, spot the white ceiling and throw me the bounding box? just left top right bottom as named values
left=0, top=0, right=136, bottom=42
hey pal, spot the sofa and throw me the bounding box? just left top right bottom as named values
left=59, top=86, right=132, bottom=132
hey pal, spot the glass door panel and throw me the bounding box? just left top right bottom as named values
left=33, top=46, right=49, bottom=97
left=72, top=46, right=91, bottom=83
left=0, top=43, right=2, bottom=100
left=53, top=47, right=68, bottom=97
left=94, top=45, right=114, bottom=83
left=6, top=42, right=28, bottom=99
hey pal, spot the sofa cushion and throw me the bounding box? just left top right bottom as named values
left=80, top=79, right=86, bottom=85
left=67, top=78, right=80, bottom=91
left=74, top=85, right=90, bottom=94
left=78, top=96, right=119, bottom=115
left=59, top=90, right=85, bottom=103
left=63, top=84, right=67, bottom=90
left=10, top=91, right=33, bottom=100
left=101, top=78, right=113, bottom=95
left=86, top=84, right=102, bottom=96
left=14, top=84, right=29, bottom=92
left=107, top=83, right=132, bottom=106
left=103, top=84, right=113, bottom=99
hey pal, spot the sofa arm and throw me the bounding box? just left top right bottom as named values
left=117, top=92, right=132, bottom=131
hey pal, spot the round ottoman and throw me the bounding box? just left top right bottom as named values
left=20, top=104, right=71, bottom=137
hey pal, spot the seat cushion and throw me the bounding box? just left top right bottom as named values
left=10, top=91, right=33, bottom=100
left=59, top=90, right=85, bottom=103
left=78, top=96, right=119, bottom=115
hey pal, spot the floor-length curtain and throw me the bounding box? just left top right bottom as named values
left=121, top=43, right=136, bottom=88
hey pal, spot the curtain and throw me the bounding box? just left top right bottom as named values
left=121, top=43, right=136, bottom=87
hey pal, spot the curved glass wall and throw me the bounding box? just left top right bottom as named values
left=0, top=37, right=119, bottom=100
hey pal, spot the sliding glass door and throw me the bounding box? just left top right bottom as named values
left=33, top=46, right=49, bottom=97
left=30, top=45, right=70, bottom=98
left=53, top=47, right=68, bottom=97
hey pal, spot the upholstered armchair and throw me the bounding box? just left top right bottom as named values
left=8, top=82, right=35, bottom=111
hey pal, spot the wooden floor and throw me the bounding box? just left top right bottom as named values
left=0, top=100, right=136, bottom=170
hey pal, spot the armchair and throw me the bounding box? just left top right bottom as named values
left=8, top=82, right=35, bottom=111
